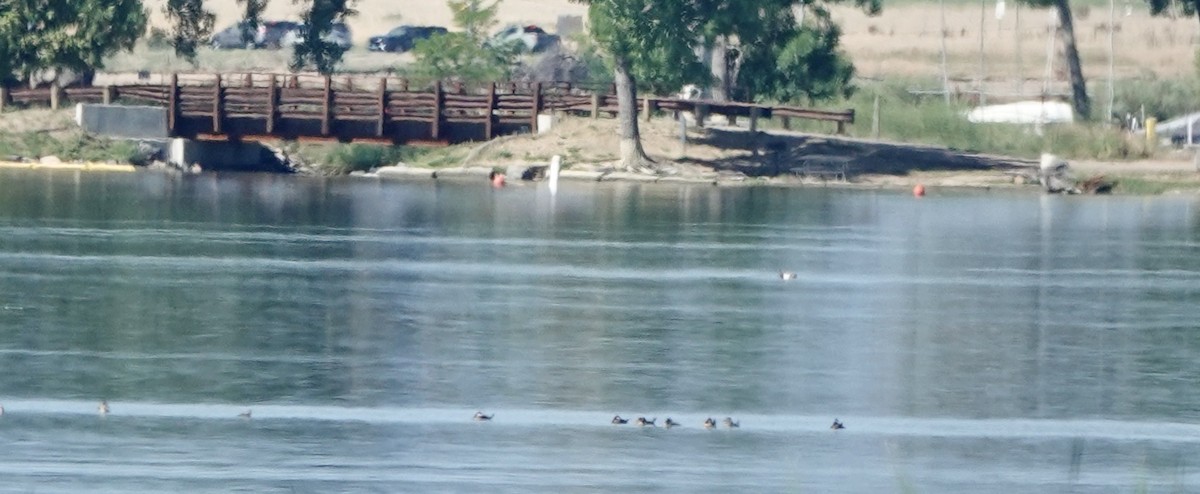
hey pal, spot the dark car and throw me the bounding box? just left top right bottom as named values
left=256, top=21, right=302, bottom=49
left=210, top=21, right=258, bottom=50
left=368, top=25, right=448, bottom=53
left=210, top=20, right=300, bottom=50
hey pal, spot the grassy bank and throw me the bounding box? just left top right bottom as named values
left=0, top=109, right=140, bottom=163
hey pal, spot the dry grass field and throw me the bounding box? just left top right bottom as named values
left=131, top=0, right=1198, bottom=86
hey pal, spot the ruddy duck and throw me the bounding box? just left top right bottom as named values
left=664, top=418, right=680, bottom=428
left=612, top=415, right=628, bottom=424
left=238, top=409, right=252, bottom=419
left=703, top=417, right=716, bottom=429
left=473, top=411, right=493, bottom=421
left=635, top=417, right=656, bottom=427
left=98, top=400, right=110, bottom=415
left=779, top=271, right=798, bottom=281
left=722, top=417, right=739, bottom=428
left=831, top=418, right=845, bottom=430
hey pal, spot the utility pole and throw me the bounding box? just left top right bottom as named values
left=940, top=0, right=951, bottom=104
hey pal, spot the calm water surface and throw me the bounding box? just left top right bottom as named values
left=2, top=169, right=1200, bottom=492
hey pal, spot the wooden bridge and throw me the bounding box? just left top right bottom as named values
left=0, top=73, right=855, bottom=144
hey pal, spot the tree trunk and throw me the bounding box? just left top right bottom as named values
left=1055, top=0, right=1091, bottom=120
left=613, top=56, right=654, bottom=171
left=710, top=36, right=730, bottom=102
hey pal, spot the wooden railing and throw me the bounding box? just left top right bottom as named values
left=0, top=73, right=855, bottom=143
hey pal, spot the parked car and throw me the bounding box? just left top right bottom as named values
left=210, top=22, right=258, bottom=50
left=489, top=24, right=560, bottom=53
left=210, top=20, right=301, bottom=49
left=256, top=20, right=302, bottom=49
left=280, top=22, right=353, bottom=50
left=368, top=25, right=448, bottom=52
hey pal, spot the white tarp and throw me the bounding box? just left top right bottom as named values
left=965, top=100, right=1075, bottom=125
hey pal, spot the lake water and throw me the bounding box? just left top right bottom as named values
left=2, top=169, right=1200, bottom=492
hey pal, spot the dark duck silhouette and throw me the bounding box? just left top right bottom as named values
left=635, top=417, right=656, bottom=427
left=473, top=411, right=493, bottom=421
left=831, top=418, right=845, bottom=430
left=612, top=415, right=628, bottom=424
left=703, top=417, right=716, bottom=429
left=722, top=417, right=739, bottom=428
left=664, top=418, right=680, bottom=428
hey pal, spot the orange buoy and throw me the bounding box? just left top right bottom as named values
left=913, top=184, right=926, bottom=197
left=489, top=171, right=506, bottom=187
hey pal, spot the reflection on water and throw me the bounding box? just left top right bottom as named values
left=2, top=169, right=1200, bottom=492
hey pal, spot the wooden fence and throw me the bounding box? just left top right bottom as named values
left=0, top=73, right=855, bottom=143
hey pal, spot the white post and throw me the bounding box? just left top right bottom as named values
left=549, top=155, right=561, bottom=196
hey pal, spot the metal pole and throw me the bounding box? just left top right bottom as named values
left=940, top=0, right=951, bottom=104
left=979, top=0, right=988, bottom=106
left=1107, top=0, right=1116, bottom=122
left=1015, top=4, right=1022, bottom=96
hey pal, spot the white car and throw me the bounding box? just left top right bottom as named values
left=489, top=24, right=559, bottom=53
left=280, top=22, right=353, bottom=50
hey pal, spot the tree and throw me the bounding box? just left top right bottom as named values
left=290, top=0, right=356, bottom=74
left=164, top=0, right=216, bottom=65
left=1023, top=0, right=1090, bottom=119
left=239, top=0, right=269, bottom=47
left=1148, top=0, right=1200, bottom=26
left=408, top=0, right=519, bottom=82
left=574, top=0, right=709, bottom=171
left=717, top=1, right=870, bottom=104
left=576, top=0, right=874, bottom=171
left=0, top=0, right=146, bottom=86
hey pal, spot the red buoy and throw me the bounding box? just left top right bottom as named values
left=913, top=184, right=926, bottom=197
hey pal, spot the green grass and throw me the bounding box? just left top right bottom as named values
left=0, top=129, right=139, bottom=163
left=771, top=78, right=1153, bottom=161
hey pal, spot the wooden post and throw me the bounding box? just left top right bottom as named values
left=531, top=82, right=542, bottom=132
left=781, top=116, right=791, bottom=130
left=0, top=85, right=8, bottom=112
left=749, top=107, right=760, bottom=133
left=484, top=82, right=496, bottom=140
left=243, top=73, right=252, bottom=87
left=376, top=77, right=387, bottom=137
left=590, top=92, right=600, bottom=119
left=168, top=73, right=178, bottom=134
left=212, top=74, right=222, bottom=134
left=431, top=80, right=442, bottom=139
left=102, top=85, right=115, bottom=105
left=642, top=97, right=652, bottom=122
left=399, top=78, right=408, bottom=92
left=345, top=76, right=353, bottom=91
left=836, top=120, right=846, bottom=135
left=321, top=75, right=332, bottom=136
left=266, top=74, right=277, bottom=134
left=50, top=83, right=61, bottom=110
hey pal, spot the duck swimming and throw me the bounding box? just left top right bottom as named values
left=238, top=409, right=252, bottom=419
left=635, top=417, right=656, bottom=427
left=664, top=418, right=680, bottom=428
left=779, top=271, right=798, bottom=281
left=703, top=417, right=716, bottom=429
left=722, top=417, right=739, bottom=428
left=612, top=415, right=628, bottom=424
left=98, top=400, right=110, bottom=415
left=473, top=411, right=493, bottom=421
left=831, top=418, right=845, bottom=430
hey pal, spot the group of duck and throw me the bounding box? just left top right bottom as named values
left=611, top=415, right=740, bottom=429
left=475, top=411, right=848, bottom=431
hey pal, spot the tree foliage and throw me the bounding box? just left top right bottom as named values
left=408, top=0, right=519, bottom=83
left=164, top=0, right=216, bottom=65
left=290, top=0, right=356, bottom=74
left=735, top=7, right=856, bottom=104
left=1020, top=0, right=1090, bottom=119
left=1148, top=0, right=1200, bottom=25
left=0, top=0, right=146, bottom=86
left=239, top=0, right=269, bottom=46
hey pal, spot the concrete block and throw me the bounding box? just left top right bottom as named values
left=537, top=114, right=554, bottom=134
left=78, top=104, right=168, bottom=139
left=168, top=138, right=269, bottom=171
left=376, top=165, right=436, bottom=180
